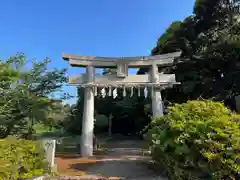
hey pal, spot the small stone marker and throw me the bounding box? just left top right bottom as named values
left=42, top=139, right=56, bottom=168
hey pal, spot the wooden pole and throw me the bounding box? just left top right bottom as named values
left=108, top=114, right=113, bottom=137
left=81, top=66, right=95, bottom=156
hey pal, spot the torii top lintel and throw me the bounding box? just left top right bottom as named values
left=62, top=51, right=181, bottom=68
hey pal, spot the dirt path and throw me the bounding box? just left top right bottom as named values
left=56, top=140, right=166, bottom=179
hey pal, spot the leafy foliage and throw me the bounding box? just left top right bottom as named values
left=0, top=53, right=68, bottom=138
left=140, top=0, right=240, bottom=108
left=0, top=136, right=49, bottom=179
left=146, top=100, right=240, bottom=180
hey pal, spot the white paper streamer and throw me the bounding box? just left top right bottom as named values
left=130, top=87, right=134, bottom=97
left=101, top=88, right=106, bottom=98
left=138, top=87, right=141, bottom=97
left=144, top=87, right=148, bottom=99
left=108, top=86, right=112, bottom=96
left=113, top=88, right=118, bottom=99
left=123, top=86, right=126, bottom=97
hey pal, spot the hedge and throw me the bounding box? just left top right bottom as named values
left=0, top=136, right=49, bottom=180
left=146, top=100, right=240, bottom=180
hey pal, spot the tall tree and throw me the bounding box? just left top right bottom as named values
left=0, top=53, right=68, bottom=138
left=140, top=0, right=240, bottom=108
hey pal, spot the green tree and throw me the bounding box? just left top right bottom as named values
left=62, top=88, right=84, bottom=134
left=0, top=53, right=68, bottom=138
left=140, top=0, right=240, bottom=108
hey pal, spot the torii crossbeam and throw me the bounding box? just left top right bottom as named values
left=62, top=51, right=181, bottom=156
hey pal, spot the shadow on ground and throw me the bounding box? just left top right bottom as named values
left=56, top=139, right=166, bottom=179
left=69, top=156, right=156, bottom=179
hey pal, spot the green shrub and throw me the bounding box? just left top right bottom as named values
left=0, top=136, right=49, bottom=180
left=146, top=100, right=240, bottom=180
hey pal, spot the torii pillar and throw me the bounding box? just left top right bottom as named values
left=81, top=66, right=95, bottom=156
left=151, top=64, right=164, bottom=117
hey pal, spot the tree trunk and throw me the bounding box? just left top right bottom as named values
left=108, top=117, right=112, bottom=137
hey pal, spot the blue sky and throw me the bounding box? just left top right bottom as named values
left=0, top=0, right=195, bottom=105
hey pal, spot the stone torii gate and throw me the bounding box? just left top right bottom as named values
left=62, top=51, right=181, bottom=156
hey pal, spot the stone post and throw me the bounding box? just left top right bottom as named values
left=151, top=64, right=164, bottom=117
left=42, top=139, right=56, bottom=168
left=81, top=66, right=95, bottom=156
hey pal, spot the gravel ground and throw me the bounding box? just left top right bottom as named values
left=54, top=140, right=167, bottom=180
